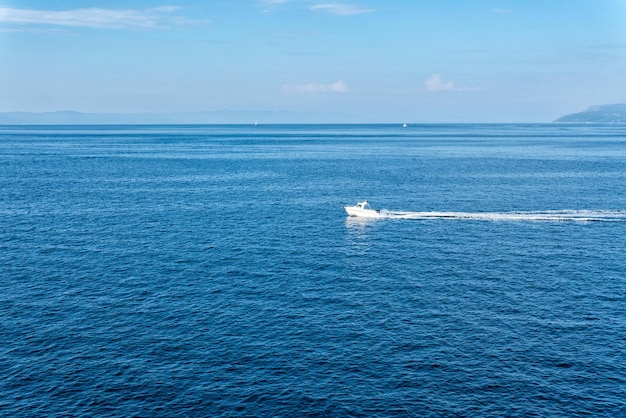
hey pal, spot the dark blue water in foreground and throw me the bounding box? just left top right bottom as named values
left=1, top=124, right=625, bottom=416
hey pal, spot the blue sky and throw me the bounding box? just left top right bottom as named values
left=1, top=0, right=625, bottom=122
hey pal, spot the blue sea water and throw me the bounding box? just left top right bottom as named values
left=1, top=124, right=625, bottom=417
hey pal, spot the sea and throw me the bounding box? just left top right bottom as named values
left=1, top=124, right=625, bottom=417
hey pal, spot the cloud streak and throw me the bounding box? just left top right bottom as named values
left=283, top=80, right=350, bottom=94
left=0, top=6, right=206, bottom=30
left=310, top=3, right=374, bottom=16
left=259, top=0, right=292, bottom=4
left=425, top=74, right=482, bottom=92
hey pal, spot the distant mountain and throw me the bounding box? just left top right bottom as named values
left=554, top=104, right=626, bottom=123
left=0, top=110, right=352, bottom=125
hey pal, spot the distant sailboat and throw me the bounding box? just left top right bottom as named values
left=402, top=123, right=407, bottom=128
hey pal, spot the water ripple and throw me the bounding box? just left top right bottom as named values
left=1, top=125, right=625, bottom=416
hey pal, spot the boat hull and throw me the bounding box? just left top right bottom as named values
left=344, top=206, right=383, bottom=218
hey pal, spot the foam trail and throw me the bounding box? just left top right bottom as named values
left=378, top=210, right=626, bottom=222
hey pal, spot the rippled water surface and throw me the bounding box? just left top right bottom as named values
left=1, top=124, right=625, bottom=416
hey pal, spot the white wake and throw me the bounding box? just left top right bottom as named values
left=376, top=209, right=626, bottom=222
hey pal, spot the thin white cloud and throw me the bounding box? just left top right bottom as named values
left=425, top=74, right=454, bottom=91
left=283, top=80, right=350, bottom=94
left=0, top=6, right=206, bottom=30
left=257, top=0, right=293, bottom=14
left=310, top=3, right=374, bottom=16
left=425, top=74, right=482, bottom=92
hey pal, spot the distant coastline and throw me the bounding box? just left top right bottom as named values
left=0, top=110, right=352, bottom=125
left=2, top=104, right=625, bottom=125
left=0, top=110, right=304, bottom=125
left=554, top=104, right=626, bottom=123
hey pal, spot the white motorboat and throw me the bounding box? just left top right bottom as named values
left=343, top=200, right=383, bottom=218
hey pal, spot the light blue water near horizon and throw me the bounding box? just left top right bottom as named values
left=1, top=124, right=625, bottom=416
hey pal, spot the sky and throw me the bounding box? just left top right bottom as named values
left=0, top=0, right=625, bottom=122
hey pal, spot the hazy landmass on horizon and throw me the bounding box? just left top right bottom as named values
left=2, top=104, right=626, bottom=125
